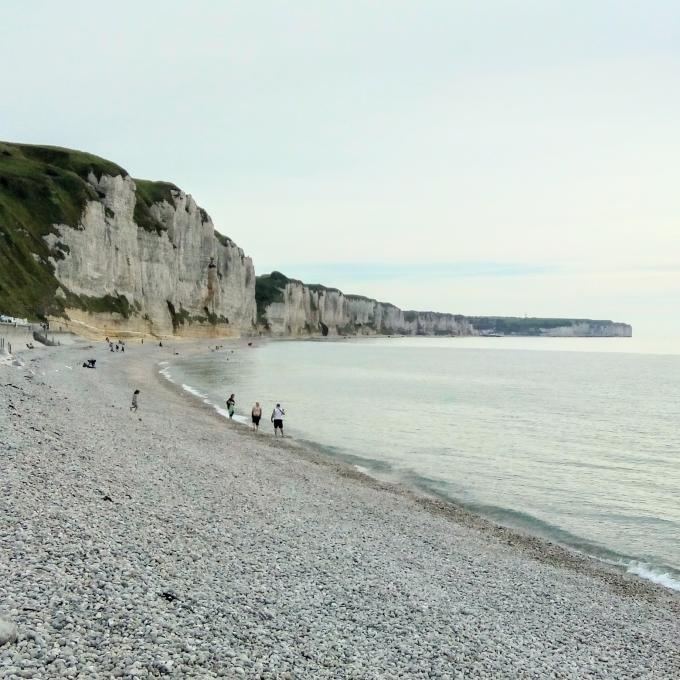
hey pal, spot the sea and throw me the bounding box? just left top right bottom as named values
left=161, top=336, right=680, bottom=591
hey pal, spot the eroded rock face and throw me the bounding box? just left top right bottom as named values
left=261, top=281, right=474, bottom=336
left=45, top=174, right=255, bottom=337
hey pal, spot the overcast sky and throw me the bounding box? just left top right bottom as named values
left=2, top=1, right=679, bottom=336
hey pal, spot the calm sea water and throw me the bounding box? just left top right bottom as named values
left=163, top=337, right=680, bottom=590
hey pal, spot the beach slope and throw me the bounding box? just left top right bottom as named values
left=1, top=343, right=678, bottom=678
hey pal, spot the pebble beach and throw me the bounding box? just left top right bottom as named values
left=1, top=340, right=679, bottom=679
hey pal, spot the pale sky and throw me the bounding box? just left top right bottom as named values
left=2, top=1, right=679, bottom=336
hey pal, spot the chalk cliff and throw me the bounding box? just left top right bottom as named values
left=46, top=174, right=255, bottom=337
left=256, top=272, right=632, bottom=338
left=257, top=273, right=474, bottom=337
left=0, top=142, right=255, bottom=338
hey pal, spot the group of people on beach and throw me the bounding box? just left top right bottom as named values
left=106, top=336, right=127, bottom=352
left=226, top=394, right=286, bottom=437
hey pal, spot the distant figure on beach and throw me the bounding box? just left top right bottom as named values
left=271, top=403, right=285, bottom=437
left=105, top=336, right=109, bottom=343
left=159, top=341, right=163, bottom=347
left=110, top=343, right=114, bottom=352
left=115, top=344, right=119, bottom=352
left=130, top=389, right=140, bottom=412
left=251, top=402, right=262, bottom=431
left=226, top=394, right=236, bottom=419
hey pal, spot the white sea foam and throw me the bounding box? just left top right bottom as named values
left=167, top=373, right=253, bottom=429
left=158, top=371, right=174, bottom=383
left=211, top=403, right=250, bottom=427
left=626, top=562, right=680, bottom=592
left=181, top=384, right=208, bottom=399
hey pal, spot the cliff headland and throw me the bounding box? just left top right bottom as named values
left=0, top=142, right=632, bottom=339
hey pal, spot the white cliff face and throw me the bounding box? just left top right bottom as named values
left=259, top=281, right=632, bottom=338
left=541, top=322, right=632, bottom=337
left=261, top=283, right=474, bottom=337
left=263, top=284, right=349, bottom=336
left=45, top=173, right=255, bottom=337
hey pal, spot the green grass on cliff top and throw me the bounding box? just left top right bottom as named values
left=0, top=141, right=181, bottom=319
left=0, top=142, right=128, bottom=318
left=133, top=179, right=179, bottom=234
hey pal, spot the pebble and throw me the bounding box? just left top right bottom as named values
left=1, top=348, right=679, bottom=678
left=0, top=619, right=18, bottom=647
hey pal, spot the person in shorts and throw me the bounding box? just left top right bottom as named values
left=251, top=402, right=262, bottom=431
left=226, top=394, right=236, bottom=419
left=271, top=403, right=285, bottom=437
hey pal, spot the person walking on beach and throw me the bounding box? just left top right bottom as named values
left=271, top=403, right=285, bottom=437
left=130, top=389, right=140, bottom=412
left=226, top=394, right=236, bottom=419
left=251, top=402, right=262, bottom=431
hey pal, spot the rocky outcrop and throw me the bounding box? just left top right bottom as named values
left=45, top=173, right=255, bottom=338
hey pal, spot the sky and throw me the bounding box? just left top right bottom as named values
left=2, top=1, right=679, bottom=336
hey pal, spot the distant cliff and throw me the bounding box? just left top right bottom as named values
left=0, top=142, right=255, bottom=337
left=256, top=272, right=632, bottom=338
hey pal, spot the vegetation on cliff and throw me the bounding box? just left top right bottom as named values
left=0, top=141, right=226, bottom=322
left=466, top=316, right=611, bottom=335
left=255, top=271, right=350, bottom=323
left=0, top=142, right=128, bottom=319
left=133, top=179, right=179, bottom=234
left=255, top=271, right=290, bottom=321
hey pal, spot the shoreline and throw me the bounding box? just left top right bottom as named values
left=155, top=347, right=679, bottom=602
left=2, top=339, right=679, bottom=678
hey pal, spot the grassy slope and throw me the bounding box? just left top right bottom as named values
left=255, top=271, right=290, bottom=321
left=0, top=142, right=129, bottom=318
left=133, top=179, right=179, bottom=234
left=0, top=142, right=181, bottom=320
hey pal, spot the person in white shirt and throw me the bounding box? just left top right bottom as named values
left=271, top=403, right=285, bottom=437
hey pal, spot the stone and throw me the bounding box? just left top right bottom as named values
left=0, top=618, right=18, bottom=646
